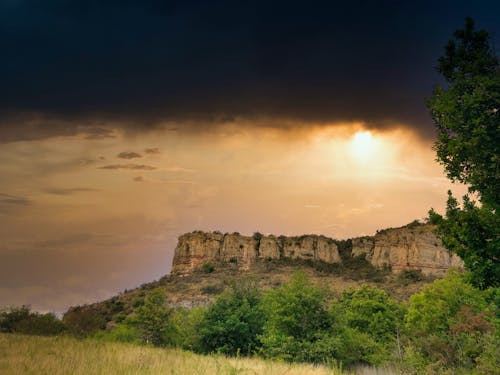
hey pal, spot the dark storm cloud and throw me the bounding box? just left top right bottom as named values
left=117, top=151, right=142, bottom=159
left=0, top=114, right=117, bottom=143
left=144, top=148, right=160, bottom=154
left=133, top=176, right=144, bottom=182
left=0, top=0, right=499, bottom=141
left=43, top=187, right=100, bottom=195
left=0, top=193, right=32, bottom=206
left=99, top=164, right=156, bottom=171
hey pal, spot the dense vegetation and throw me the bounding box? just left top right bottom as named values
left=0, top=306, right=65, bottom=336
left=2, top=270, right=498, bottom=374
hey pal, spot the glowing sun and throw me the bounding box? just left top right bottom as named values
left=351, top=131, right=376, bottom=162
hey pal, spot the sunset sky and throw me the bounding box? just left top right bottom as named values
left=1, top=1, right=498, bottom=313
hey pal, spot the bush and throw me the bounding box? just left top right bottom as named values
left=94, top=323, right=141, bottom=344
left=200, top=284, right=224, bottom=295
left=341, top=285, right=406, bottom=345
left=0, top=305, right=65, bottom=336
left=342, top=254, right=389, bottom=281
left=252, top=232, right=263, bottom=241
left=63, top=306, right=107, bottom=337
left=397, top=269, right=425, bottom=285
left=169, top=306, right=206, bottom=351
left=196, top=280, right=264, bottom=355
left=200, top=263, right=215, bottom=273
left=259, top=272, right=332, bottom=362
left=129, top=289, right=176, bottom=346
left=259, top=272, right=384, bottom=366
left=404, top=270, right=497, bottom=372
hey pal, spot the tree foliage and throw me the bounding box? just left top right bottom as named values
left=427, top=17, right=499, bottom=208
left=131, top=289, right=176, bottom=346
left=259, top=272, right=379, bottom=366
left=0, top=305, right=65, bottom=336
left=405, top=271, right=498, bottom=372
left=259, top=272, right=331, bottom=361
left=63, top=305, right=107, bottom=337
left=429, top=193, right=499, bottom=288
left=341, top=285, right=406, bottom=345
left=196, top=280, right=264, bottom=355
left=427, top=17, right=499, bottom=289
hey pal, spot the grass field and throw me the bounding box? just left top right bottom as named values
left=0, top=333, right=350, bottom=375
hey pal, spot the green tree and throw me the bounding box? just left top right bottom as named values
left=429, top=193, right=499, bottom=289
left=169, top=306, right=205, bottom=351
left=428, top=17, right=499, bottom=208
left=259, top=272, right=379, bottom=365
left=132, top=289, right=176, bottom=346
left=405, top=271, right=497, bottom=372
left=427, top=17, right=499, bottom=289
left=259, top=272, right=331, bottom=362
left=197, top=280, right=264, bottom=355
left=341, top=286, right=406, bottom=347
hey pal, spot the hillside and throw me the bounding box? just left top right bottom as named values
left=64, top=222, right=462, bottom=331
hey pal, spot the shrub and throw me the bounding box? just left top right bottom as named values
left=130, top=289, right=176, bottom=346
left=260, top=272, right=383, bottom=366
left=342, top=254, right=389, bottom=281
left=0, top=305, right=65, bottom=336
left=259, top=272, right=332, bottom=361
left=63, top=306, right=107, bottom=337
left=397, top=269, right=425, bottom=285
left=196, top=280, right=264, bottom=356
left=170, top=306, right=206, bottom=351
left=201, top=263, right=215, bottom=273
left=132, top=298, right=144, bottom=308
left=404, top=270, right=497, bottom=372
left=94, top=323, right=141, bottom=344
left=341, top=285, right=406, bottom=345
left=200, top=284, right=224, bottom=295
left=252, top=232, right=263, bottom=241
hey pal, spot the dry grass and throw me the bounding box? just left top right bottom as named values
left=0, top=334, right=348, bottom=375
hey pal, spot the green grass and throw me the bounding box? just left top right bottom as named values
left=0, top=334, right=347, bottom=375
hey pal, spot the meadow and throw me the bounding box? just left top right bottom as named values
left=0, top=333, right=353, bottom=375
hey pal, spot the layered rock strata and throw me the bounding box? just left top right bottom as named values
left=171, top=224, right=463, bottom=275
left=172, top=232, right=340, bottom=274
left=351, top=225, right=463, bottom=275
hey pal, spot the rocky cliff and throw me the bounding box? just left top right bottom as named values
left=171, top=224, right=463, bottom=276
left=172, top=232, right=340, bottom=274
left=352, top=224, right=463, bottom=275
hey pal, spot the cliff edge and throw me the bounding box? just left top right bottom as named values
left=172, top=223, right=463, bottom=276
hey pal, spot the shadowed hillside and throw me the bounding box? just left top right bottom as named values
left=63, top=222, right=458, bottom=333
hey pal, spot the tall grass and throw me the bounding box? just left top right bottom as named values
left=0, top=334, right=347, bottom=375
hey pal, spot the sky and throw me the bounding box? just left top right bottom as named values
left=0, top=0, right=499, bottom=313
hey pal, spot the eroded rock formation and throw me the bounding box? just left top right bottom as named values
left=351, top=224, right=463, bottom=275
left=171, top=224, right=463, bottom=275
left=172, top=232, right=340, bottom=274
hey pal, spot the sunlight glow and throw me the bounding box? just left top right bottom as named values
left=351, top=131, right=376, bottom=162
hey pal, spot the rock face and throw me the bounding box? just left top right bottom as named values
left=351, top=225, right=463, bottom=275
left=171, top=224, right=463, bottom=276
left=172, top=232, right=340, bottom=274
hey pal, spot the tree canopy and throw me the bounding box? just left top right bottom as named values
left=428, top=17, right=499, bottom=209
left=427, top=18, right=499, bottom=289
